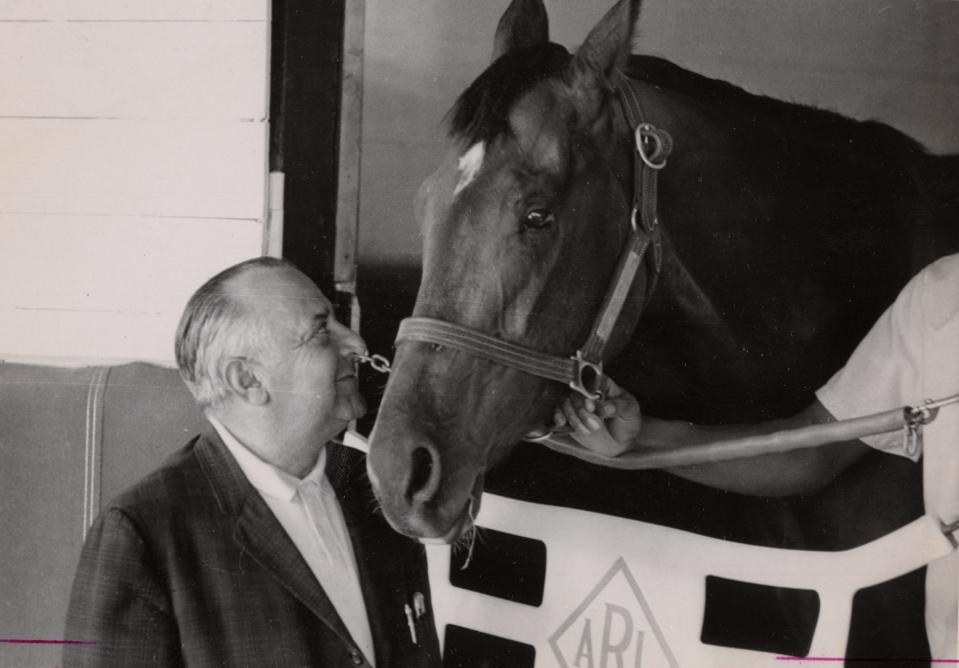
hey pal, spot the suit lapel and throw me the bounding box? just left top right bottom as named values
left=195, top=429, right=358, bottom=650
left=330, top=444, right=416, bottom=668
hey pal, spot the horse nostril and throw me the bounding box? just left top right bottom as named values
left=406, top=446, right=440, bottom=504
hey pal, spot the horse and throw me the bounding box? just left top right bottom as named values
left=366, top=0, right=959, bottom=658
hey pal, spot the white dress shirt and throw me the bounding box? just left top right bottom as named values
left=208, top=416, right=376, bottom=666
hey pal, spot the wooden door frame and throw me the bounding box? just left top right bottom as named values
left=269, top=0, right=362, bottom=303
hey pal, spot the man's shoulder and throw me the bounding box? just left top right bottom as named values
left=917, top=253, right=959, bottom=326
left=102, top=434, right=214, bottom=521
left=923, top=251, right=959, bottom=277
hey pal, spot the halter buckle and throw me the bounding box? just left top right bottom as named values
left=630, top=203, right=660, bottom=236
left=570, top=351, right=605, bottom=401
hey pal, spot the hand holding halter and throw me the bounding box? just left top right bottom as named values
left=549, top=377, right=641, bottom=458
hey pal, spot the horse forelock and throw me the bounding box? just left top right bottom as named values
left=448, top=42, right=571, bottom=146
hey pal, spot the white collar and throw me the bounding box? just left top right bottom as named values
left=207, top=414, right=327, bottom=503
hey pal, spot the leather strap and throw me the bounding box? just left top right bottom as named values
left=397, top=318, right=577, bottom=386
left=580, top=77, right=670, bottom=365
left=395, top=79, right=672, bottom=401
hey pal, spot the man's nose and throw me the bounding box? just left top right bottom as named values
left=333, top=321, right=367, bottom=358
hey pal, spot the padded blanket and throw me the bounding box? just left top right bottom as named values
left=0, top=361, right=203, bottom=665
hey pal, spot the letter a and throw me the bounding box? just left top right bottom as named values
left=574, top=617, right=595, bottom=668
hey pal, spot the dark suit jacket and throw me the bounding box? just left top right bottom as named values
left=63, top=429, right=441, bottom=667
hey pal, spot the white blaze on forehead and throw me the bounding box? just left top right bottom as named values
left=454, top=142, right=485, bottom=195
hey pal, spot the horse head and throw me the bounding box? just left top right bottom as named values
left=367, top=0, right=650, bottom=541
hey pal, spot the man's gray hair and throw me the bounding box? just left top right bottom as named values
left=175, top=256, right=297, bottom=408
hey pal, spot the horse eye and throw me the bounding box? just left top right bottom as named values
left=522, top=208, right=555, bottom=231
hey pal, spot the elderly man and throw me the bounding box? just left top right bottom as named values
left=64, top=257, right=440, bottom=667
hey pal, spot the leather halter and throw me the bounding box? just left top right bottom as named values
left=396, top=77, right=672, bottom=401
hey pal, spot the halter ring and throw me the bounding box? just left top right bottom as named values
left=636, top=124, right=668, bottom=170
left=570, top=351, right=605, bottom=401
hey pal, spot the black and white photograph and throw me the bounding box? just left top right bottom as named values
left=1, top=1, right=957, bottom=666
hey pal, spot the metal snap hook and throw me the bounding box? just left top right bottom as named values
left=902, top=401, right=937, bottom=458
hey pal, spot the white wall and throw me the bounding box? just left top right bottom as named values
left=0, top=0, right=271, bottom=365
left=359, top=0, right=959, bottom=265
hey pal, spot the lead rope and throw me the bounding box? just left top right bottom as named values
left=533, top=394, right=959, bottom=470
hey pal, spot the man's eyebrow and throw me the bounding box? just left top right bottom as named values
left=309, top=310, right=331, bottom=330
left=294, top=309, right=330, bottom=346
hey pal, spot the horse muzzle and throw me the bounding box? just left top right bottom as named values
left=367, top=408, right=488, bottom=542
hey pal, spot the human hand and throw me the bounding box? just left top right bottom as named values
left=552, top=379, right=641, bottom=457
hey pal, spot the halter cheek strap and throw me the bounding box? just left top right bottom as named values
left=395, top=78, right=672, bottom=402
left=580, top=79, right=671, bottom=365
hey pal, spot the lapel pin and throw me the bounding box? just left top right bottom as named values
left=404, top=603, right=418, bottom=645
left=413, top=591, right=426, bottom=619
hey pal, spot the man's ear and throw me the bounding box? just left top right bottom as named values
left=225, top=358, right=269, bottom=406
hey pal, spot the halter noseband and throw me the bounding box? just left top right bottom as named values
left=396, top=77, right=672, bottom=401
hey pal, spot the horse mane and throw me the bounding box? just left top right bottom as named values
left=628, top=55, right=929, bottom=159
left=448, top=43, right=571, bottom=145
left=450, top=47, right=929, bottom=164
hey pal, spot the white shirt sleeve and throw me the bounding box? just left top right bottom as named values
left=815, top=266, right=926, bottom=460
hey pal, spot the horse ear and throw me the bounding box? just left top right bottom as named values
left=573, top=0, right=641, bottom=80
left=491, top=0, right=549, bottom=62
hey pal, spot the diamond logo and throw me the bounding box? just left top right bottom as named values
left=549, top=557, right=679, bottom=668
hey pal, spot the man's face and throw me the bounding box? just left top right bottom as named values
left=233, top=266, right=367, bottom=443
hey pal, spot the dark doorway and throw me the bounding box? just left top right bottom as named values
left=270, top=0, right=346, bottom=297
